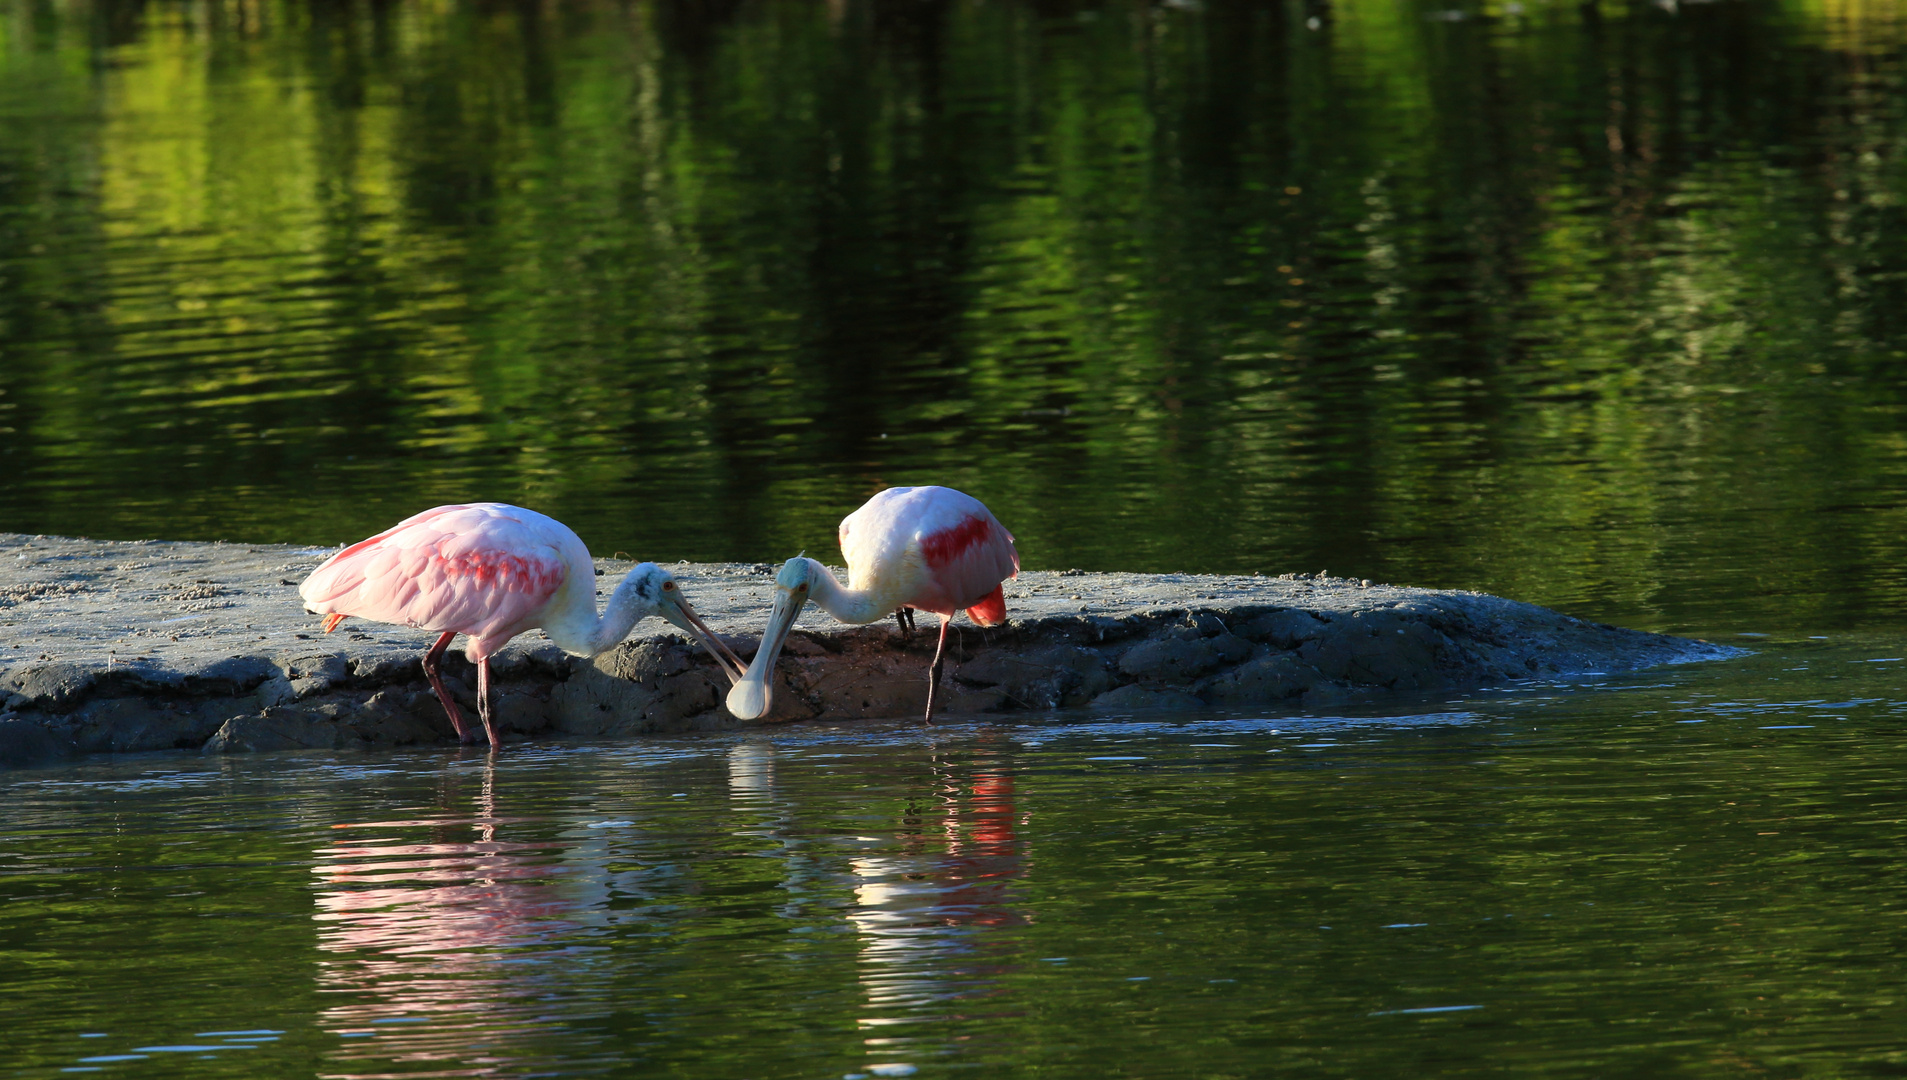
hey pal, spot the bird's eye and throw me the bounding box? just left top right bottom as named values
left=663, top=581, right=675, bottom=590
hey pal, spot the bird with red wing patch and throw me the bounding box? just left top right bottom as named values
left=729, top=485, right=1020, bottom=724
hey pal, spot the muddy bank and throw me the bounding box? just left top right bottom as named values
left=0, top=532, right=1738, bottom=766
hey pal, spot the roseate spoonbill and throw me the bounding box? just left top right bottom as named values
left=300, top=503, right=746, bottom=747
left=726, top=486, right=1019, bottom=724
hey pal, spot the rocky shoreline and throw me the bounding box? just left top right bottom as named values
left=0, top=532, right=1740, bottom=767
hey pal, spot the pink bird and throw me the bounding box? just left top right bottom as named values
left=726, top=485, right=1020, bottom=724
left=300, top=503, right=744, bottom=747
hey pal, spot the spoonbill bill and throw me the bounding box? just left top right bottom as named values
left=726, top=486, right=1019, bottom=724
left=300, top=503, right=745, bottom=747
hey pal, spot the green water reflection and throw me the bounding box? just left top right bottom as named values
left=3, top=0, right=1907, bottom=635
left=5, top=642, right=1907, bottom=1076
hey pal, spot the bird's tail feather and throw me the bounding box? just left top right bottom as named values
left=965, top=585, right=1007, bottom=627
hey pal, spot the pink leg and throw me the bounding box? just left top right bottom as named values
left=476, top=656, right=499, bottom=749
left=422, top=631, right=477, bottom=745
left=923, top=616, right=950, bottom=726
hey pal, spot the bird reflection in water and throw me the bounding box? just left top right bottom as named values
left=728, top=741, right=777, bottom=805
left=846, top=749, right=1030, bottom=1064
left=311, top=758, right=592, bottom=1077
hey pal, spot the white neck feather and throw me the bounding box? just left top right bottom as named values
left=546, top=569, right=657, bottom=657
left=802, top=557, right=906, bottom=626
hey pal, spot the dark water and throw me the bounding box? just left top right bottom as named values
left=5, top=639, right=1907, bottom=1078
left=2, top=0, right=1907, bottom=634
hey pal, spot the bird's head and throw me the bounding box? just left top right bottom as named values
left=773, top=554, right=816, bottom=597
left=623, top=564, right=746, bottom=683
left=725, top=555, right=816, bottom=721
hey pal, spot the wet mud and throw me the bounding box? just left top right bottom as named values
left=0, top=533, right=1738, bottom=766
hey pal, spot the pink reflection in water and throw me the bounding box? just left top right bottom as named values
left=850, top=753, right=1032, bottom=1067
left=312, top=765, right=587, bottom=1078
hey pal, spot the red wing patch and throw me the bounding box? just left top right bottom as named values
left=321, top=613, right=347, bottom=633
left=921, top=515, right=993, bottom=569
left=435, top=550, right=565, bottom=595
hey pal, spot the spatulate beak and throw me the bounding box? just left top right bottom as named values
left=725, top=580, right=808, bottom=720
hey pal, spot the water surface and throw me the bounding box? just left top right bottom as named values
left=6, top=638, right=1907, bottom=1077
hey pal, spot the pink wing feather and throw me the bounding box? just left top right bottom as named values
left=300, top=504, right=573, bottom=644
